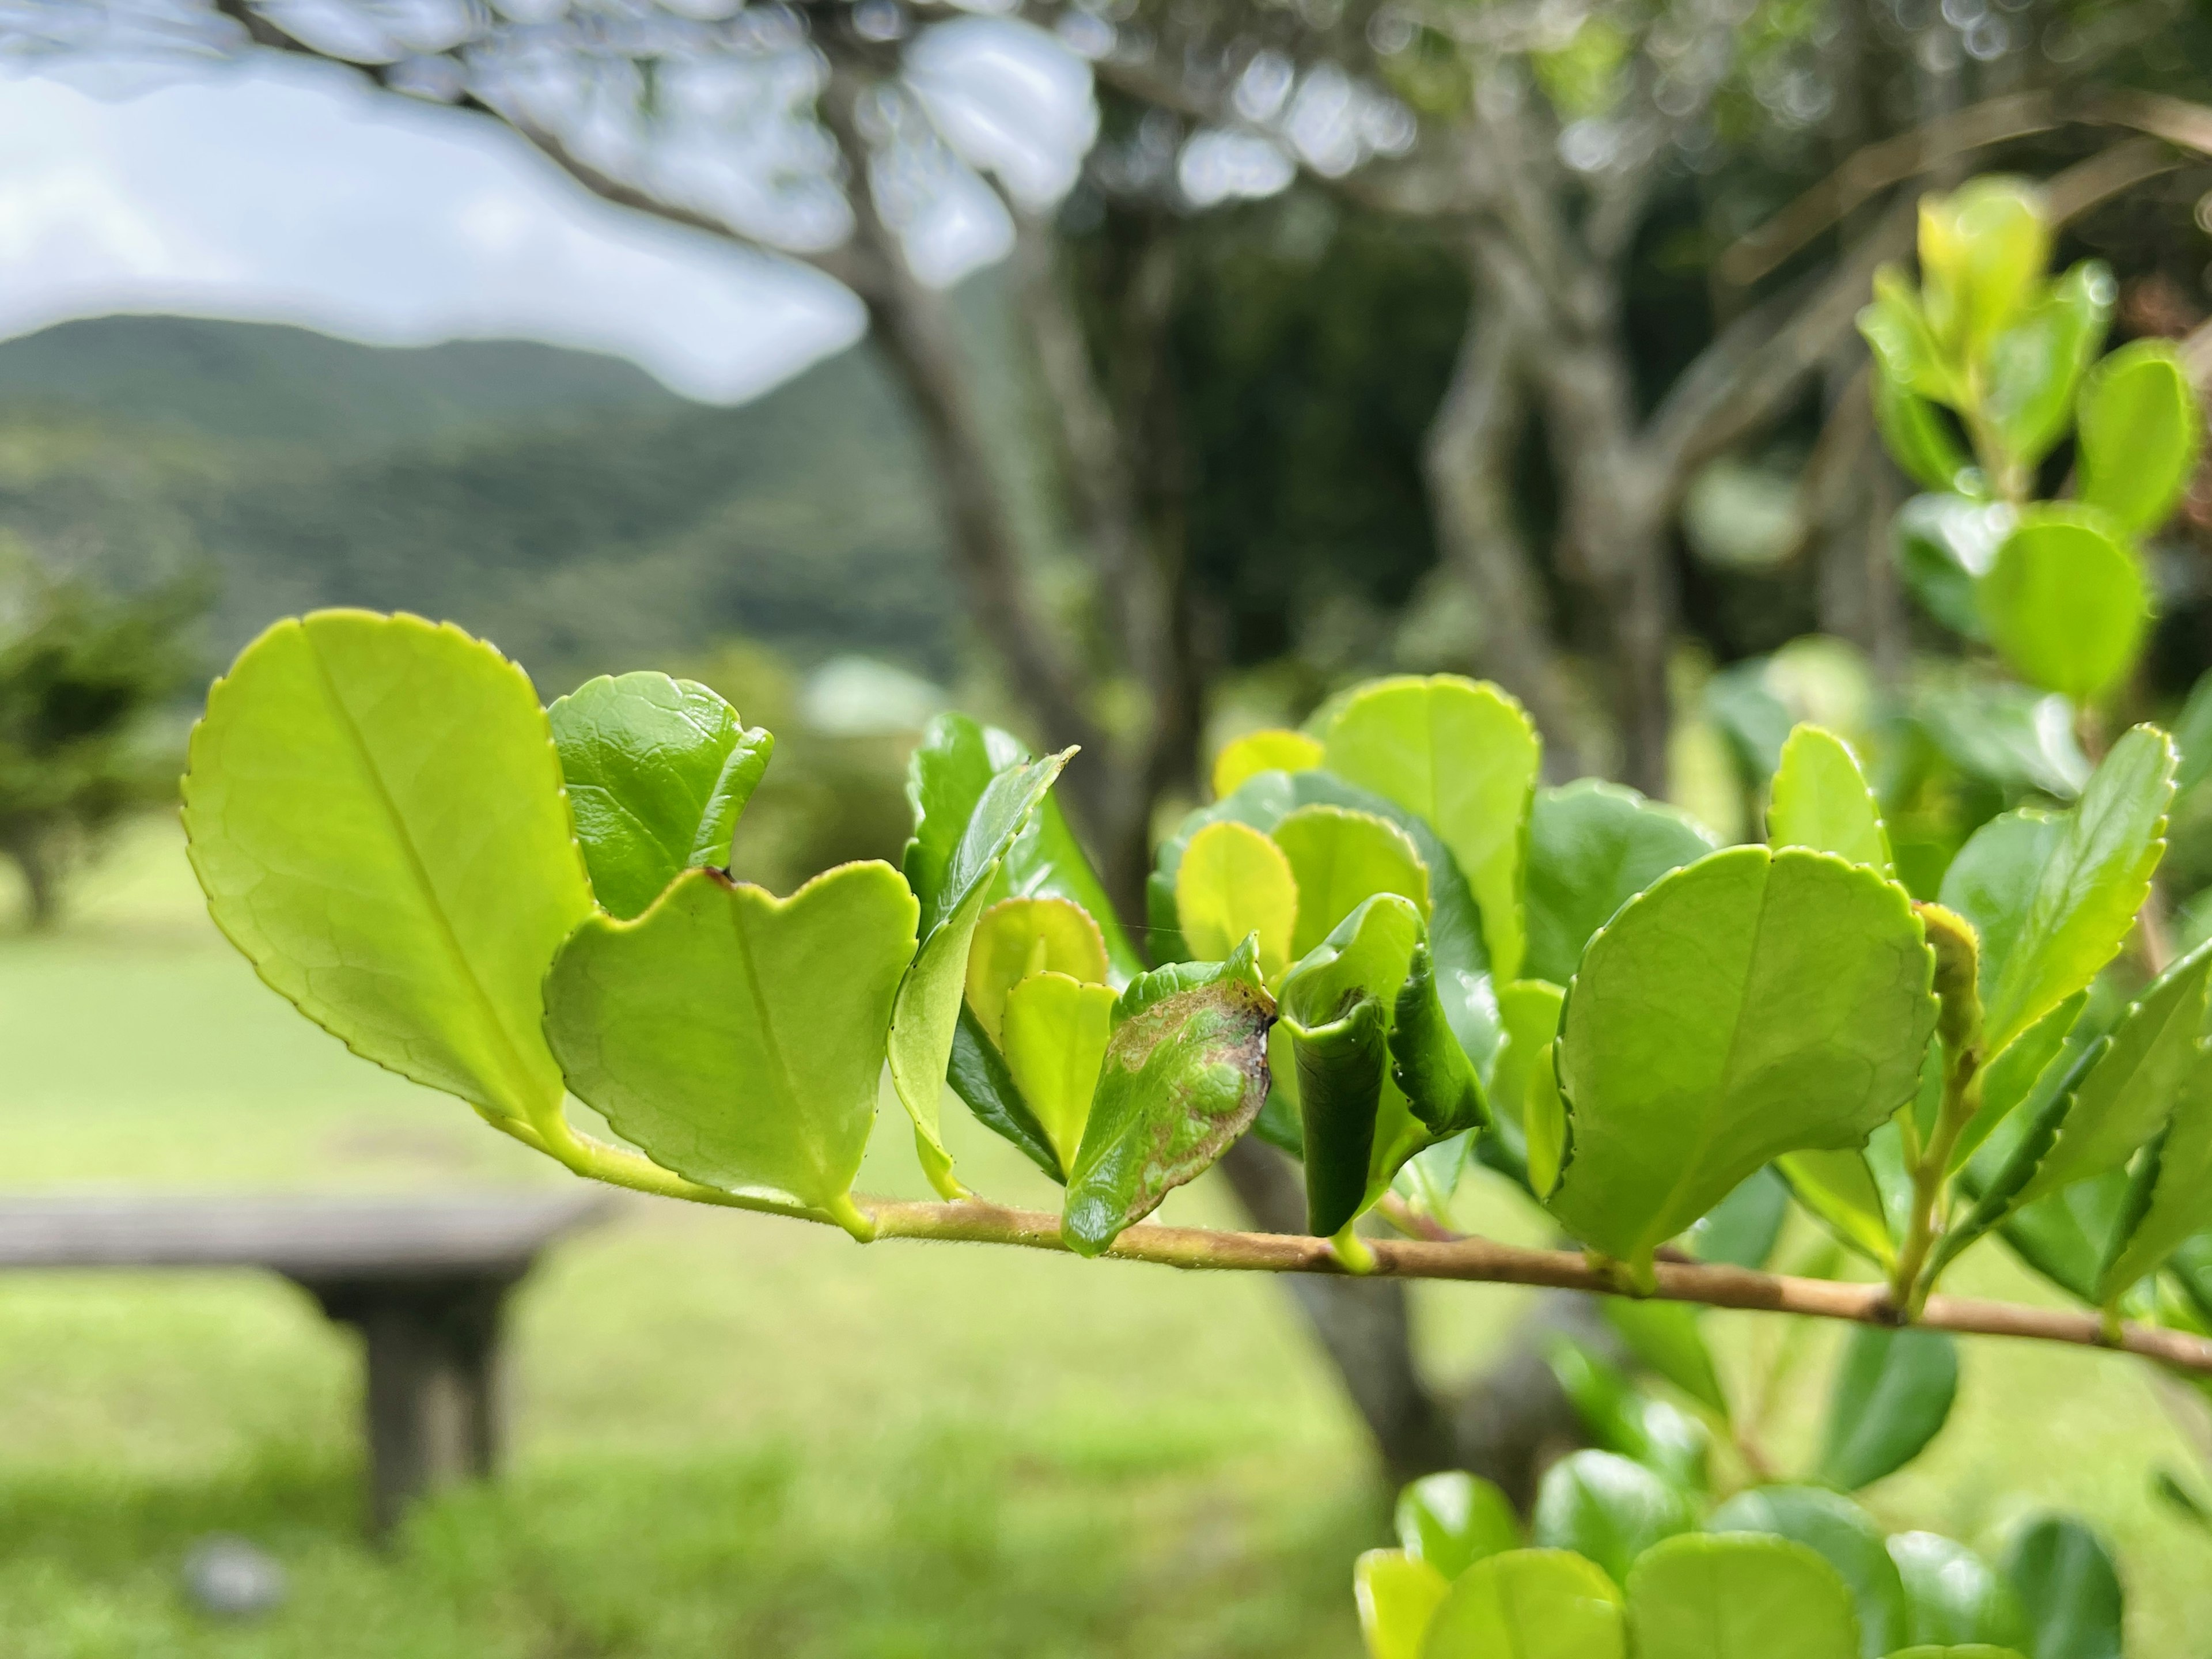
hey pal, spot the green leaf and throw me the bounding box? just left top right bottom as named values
left=889, top=743, right=1071, bottom=1195
left=1061, top=942, right=1273, bottom=1255
left=1709, top=1485, right=1908, bottom=1659
left=1600, top=1299, right=1727, bottom=1418
left=1978, top=507, right=2148, bottom=704
left=2096, top=1061, right=2212, bottom=1306
left=2001, top=1516, right=2122, bottom=1659
left=1551, top=849, right=1938, bottom=1278
left=1213, top=727, right=1322, bottom=800
left=947, top=1005, right=1061, bottom=1182
left=1860, top=268, right=1962, bottom=406
left=1885, top=1649, right=2027, bottom=1659
left=997, top=789, right=1144, bottom=987
left=544, top=862, right=918, bottom=1214
left=1421, top=1549, right=1626, bottom=1659
left=1485, top=979, right=1567, bottom=1185
left=1770, top=725, right=1893, bottom=873
left=2078, top=339, right=2203, bottom=535
left=1684, top=1166, right=1791, bottom=1269
left=1531, top=1450, right=1693, bottom=1588
left=1392, top=944, right=1487, bottom=1135
left=1624, top=1533, right=1859, bottom=1659
left=1938, top=809, right=2063, bottom=1011
left=1970, top=728, right=2175, bottom=1059
left=181, top=611, right=593, bottom=1132
left=1983, top=260, right=2111, bottom=469
left=1894, top=495, right=2009, bottom=640
left=1874, top=366, right=1976, bottom=495
left=1356, top=1550, right=1449, bottom=1659
left=1544, top=1338, right=1710, bottom=1489
left=1176, top=819, right=1297, bottom=979
left=1781, top=1147, right=1900, bottom=1266
left=1523, top=781, right=1717, bottom=986
left=1952, top=993, right=2084, bottom=1173
left=964, top=896, right=1108, bottom=1045
left=1889, top=1533, right=2031, bottom=1651
left=1273, top=804, right=1431, bottom=959
left=1001, top=971, right=1117, bottom=1178
left=1917, top=177, right=2049, bottom=360
left=1321, top=674, right=1541, bottom=980
left=1526, top=1044, right=1567, bottom=1199
left=2004, top=1171, right=2132, bottom=1305
left=547, top=671, right=771, bottom=921
left=1396, top=1471, right=1522, bottom=1580
left=1908, top=679, right=2088, bottom=802
left=1819, top=1327, right=1959, bottom=1492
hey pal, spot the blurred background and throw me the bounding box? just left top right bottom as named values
left=6, top=0, right=2212, bottom=1652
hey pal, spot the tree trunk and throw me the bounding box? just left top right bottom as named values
left=2, top=822, right=58, bottom=930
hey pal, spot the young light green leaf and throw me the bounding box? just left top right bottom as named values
left=1213, top=726, right=1322, bottom=800
left=1321, top=674, right=1540, bottom=981
left=548, top=671, right=771, bottom=921
left=1885, top=1649, right=2027, bottom=1659
left=1982, top=260, right=2111, bottom=469
left=544, top=862, right=917, bottom=1218
left=1061, top=942, right=1273, bottom=1256
left=1709, top=1485, right=1908, bottom=1659
left=964, top=895, right=1108, bottom=1045
left=1525, top=1043, right=1567, bottom=1200
left=997, top=789, right=1144, bottom=987
left=1600, top=1300, right=1727, bottom=1419
left=1894, top=494, right=2010, bottom=639
left=1770, top=725, right=1893, bottom=873
left=2001, top=1516, right=2122, bottom=1659
left=1625, top=1533, right=1859, bottom=1659
left=1972, top=726, right=2175, bottom=1059
left=1483, top=978, right=1567, bottom=1182
left=1523, top=780, right=1718, bottom=987
left=1889, top=1533, right=2031, bottom=1652
left=1860, top=267, right=1963, bottom=405
left=947, top=1005, right=1061, bottom=1183
left=1917, top=177, right=2049, bottom=360
left=1357, top=1550, right=1449, bottom=1659
left=2078, top=339, right=2203, bottom=535
left=1978, top=507, right=2147, bottom=704
left=1176, top=819, right=1298, bottom=979
left=1272, top=803, right=1431, bottom=959
left=1781, top=1147, right=1899, bottom=1266
left=182, top=611, right=594, bottom=1132
left=1421, top=1549, right=1625, bottom=1659
left=1551, top=849, right=1937, bottom=1279
left=1396, top=1471, right=1522, bottom=1581
left=1001, top=971, right=1116, bottom=1178
left=1684, top=1166, right=1791, bottom=1270
left=1531, top=1451, right=1693, bottom=1589
left=1874, top=366, right=1976, bottom=495
left=1819, top=1327, right=1959, bottom=1493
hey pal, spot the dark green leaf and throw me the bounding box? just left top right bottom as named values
left=2001, top=1516, right=2122, bottom=1659
left=1624, top=1533, right=1859, bottom=1659
left=1391, top=943, right=1487, bottom=1137
left=2078, top=339, right=2203, bottom=535
left=1684, top=1166, right=1790, bottom=1269
left=946, top=1005, right=1061, bottom=1183
left=1889, top=1532, right=2031, bottom=1650
left=1709, top=1484, right=1908, bottom=1659
left=1395, top=1471, right=1522, bottom=1580
left=1819, top=1327, right=1959, bottom=1492
left=1531, top=1450, right=1693, bottom=1588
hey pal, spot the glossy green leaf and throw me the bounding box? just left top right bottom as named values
left=1770, top=725, right=1893, bottom=873
left=1889, top=1533, right=2031, bottom=1651
left=1918, top=177, right=2049, bottom=359
left=2078, top=339, right=2202, bottom=535
left=890, top=740, right=1070, bottom=1195
left=1983, top=260, right=2111, bottom=468
left=1392, top=944, right=1486, bottom=1132
left=997, top=789, right=1143, bottom=987
left=1684, top=1166, right=1791, bottom=1270
left=1523, top=781, right=1718, bottom=986
left=1875, top=366, right=1976, bottom=496
left=2001, top=1516, right=2122, bottom=1659
left=182, top=611, right=593, bottom=1132
left=1600, top=1298, right=1727, bottom=1418
left=1978, top=507, right=2147, bottom=704
left=1062, top=941, right=1273, bottom=1255
left=1909, top=679, right=2088, bottom=802
left=1214, top=727, right=1322, bottom=800
left=964, top=895, right=1108, bottom=1045
left=1544, top=1338, right=1711, bottom=1491
left=1001, top=971, right=1117, bottom=1177
left=1531, top=1450, right=1693, bottom=1588
left=1551, top=849, right=1937, bottom=1278
left=1952, top=993, right=2084, bottom=1173
left=1273, top=803, right=1431, bottom=959
left=2097, top=1058, right=2212, bottom=1305
left=1421, top=1549, right=1625, bottom=1659
left=547, top=671, right=771, bottom=921
left=1780, top=1147, right=1900, bottom=1266
left=1625, top=1533, right=1858, bottom=1659
left=2003, top=1170, right=2131, bottom=1305
left=1966, top=728, right=2175, bottom=1059
left=1395, top=1471, right=1522, bottom=1580
left=1709, top=1485, right=1908, bottom=1659
left=544, top=862, right=917, bottom=1215
left=1321, top=674, right=1540, bottom=980
left=1357, top=1550, right=1449, bottom=1659
left=1894, top=495, right=2009, bottom=639
left=1176, top=819, right=1297, bottom=979
left=946, top=1005, right=1060, bottom=1182
left=1819, top=1327, right=1959, bottom=1492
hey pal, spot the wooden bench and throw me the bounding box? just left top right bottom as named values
left=0, top=1192, right=612, bottom=1535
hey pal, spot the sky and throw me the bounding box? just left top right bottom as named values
left=0, top=41, right=1080, bottom=404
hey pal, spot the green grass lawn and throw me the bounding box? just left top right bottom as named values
left=2, top=819, right=2210, bottom=1656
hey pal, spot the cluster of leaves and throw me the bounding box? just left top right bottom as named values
left=1861, top=176, right=2202, bottom=708
left=1355, top=1464, right=2121, bottom=1659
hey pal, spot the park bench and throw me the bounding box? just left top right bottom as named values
left=0, top=1191, right=611, bottom=1534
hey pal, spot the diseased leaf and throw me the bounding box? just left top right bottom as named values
left=2078, top=339, right=2203, bottom=535
left=1709, top=1484, right=1908, bottom=1659
left=964, top=895, right=1108, bottom=1045
left=1356, top=1550, right=1449, bottom=1659
left=1600, top=1300, right=1727, bottom=1418
left=548, top=671, right=771, bottom=921
left=1421, top=1549, right=1625, bottom=1659
left=1176, top=819, right=1297, bottom=979
left=1001, top=971, right=1117, bottom=1177
left=1321, top=674, right=1540, bottom=980
left=544, top=862, right=917, bottom=1215
left=1062, top=942, right=1273, bottom=1255
left=2002, top=1516, right=2122, bottom=1659
left=1624, top=1533, right=1858, bottom=1659
left=1531, top=1450, right=1693, bottom=1588
left=1273, top=803, right=1431, bottom=959
left=1551, top=848, right=1937, bottom=1278
left=1819, top=1327, right=1959, bottom=1492
left=1978, top=508, right=2147, bottom=704
left=1523, top=780, right=1718, bottom=986
left=1213, top=727, right=1322, bottom=800
left=1770, top=725, right=1893, bottom=873
left=182, top=611, right=593, bottom=1132
left=1969, top=728, right=2176, bottom=1060
left=1396, top=1471, right=1521, bottom=1580
left=1890, top=1533, right=2031, bottom=1652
